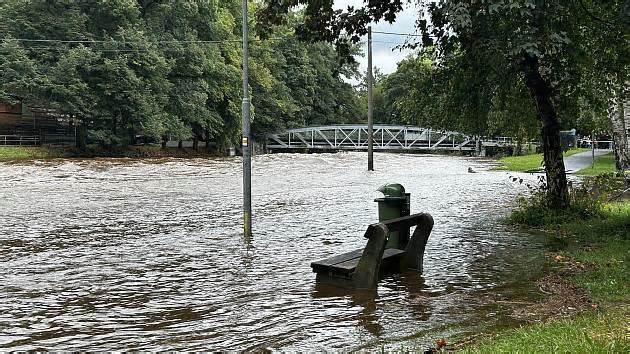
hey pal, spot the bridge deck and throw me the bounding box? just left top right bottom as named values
left=266, top=125, right=532, bottom=152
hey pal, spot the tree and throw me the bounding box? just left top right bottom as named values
left=380, top=53, right=539, bottom=153
left=563, top=1, right=629, bottom=171
left=250, top=10, right=365, bottom=135
left=0, top=0, right=366, bottom=151
left=260, top=0, right=629, bottom=208
left=0, top=39, right=39, bottom=104
left=609, top=86, right=629, bottom=171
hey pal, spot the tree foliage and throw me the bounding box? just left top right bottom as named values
left=0, top=0, right=364, bottom=148
left=261, top=0, right=628, bottom=208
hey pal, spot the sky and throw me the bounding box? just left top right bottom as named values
left=333, top=0, right=419, bottom=76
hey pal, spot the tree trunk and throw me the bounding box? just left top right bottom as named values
left=77, top=122, right=87, bottom=152
left=161, top=135, right=167, bottom=149
left=192, top=137, right=198, bottom=151
left=515, top=137, right=523, bottom=156
left=625, top=83, right=630, bottom=149
left=129, top=124, right=135, bottom=146
left=205, top=130, right=213, bottom=151
left=610, top=85, right=629, bottom=171
left=178, top=140, right=183, bottom=149
left=522, top=55, right=569, bottom=209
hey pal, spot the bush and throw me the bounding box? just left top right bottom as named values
left=508, top=174, right=626, bottom=227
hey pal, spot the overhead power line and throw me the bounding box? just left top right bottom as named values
left=18, top=47, right=207, bottom=52
left=0, top=37, right=282, bottom=45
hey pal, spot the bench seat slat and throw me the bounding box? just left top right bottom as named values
left=311, top=248, right=405, bottom=275
left=311, top=248, right=363, bottom=269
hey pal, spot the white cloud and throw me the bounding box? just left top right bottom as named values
left=333, top=1, right=419, bottom=79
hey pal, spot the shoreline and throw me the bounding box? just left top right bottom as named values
left=445, top=200, right=629, bottom=352
left=0, top=145, right=226, bottom=162
left=0, top=145, right=488, bottom=163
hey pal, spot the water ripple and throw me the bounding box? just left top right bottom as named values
left=0, top=152, right=543, bottom=350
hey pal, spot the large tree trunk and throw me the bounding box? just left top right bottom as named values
left=626, top=83, right=630, bottom=149
left=610, top=85, right=629, bottom=171
left=522, top=55, right=569, bottom=209
left=626, top=84, right=630, bottom=154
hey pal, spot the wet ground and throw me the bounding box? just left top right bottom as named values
left=0, top=152, right=547, bottom=350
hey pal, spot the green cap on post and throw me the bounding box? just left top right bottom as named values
left=377, top=183, right=405, bottom=198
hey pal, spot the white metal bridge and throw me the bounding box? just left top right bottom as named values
left=266, top=125, right=523, bottom=152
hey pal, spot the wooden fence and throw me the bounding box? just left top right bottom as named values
left=0, top=135, right=40, bottom=146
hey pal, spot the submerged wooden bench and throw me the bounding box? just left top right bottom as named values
left=311, top=213, right=434, bottom=289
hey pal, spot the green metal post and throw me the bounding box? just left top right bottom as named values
left=374, top=183, right=408, bottom=249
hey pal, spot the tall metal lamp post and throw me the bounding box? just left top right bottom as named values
left=367, top=26, right=374, bottom=171
left=242, top=0, right=252, bottom=237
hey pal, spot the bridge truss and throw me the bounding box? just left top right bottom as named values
left=266, top=125, right=506, bottom=152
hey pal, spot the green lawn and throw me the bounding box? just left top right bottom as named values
left=563, top=202, right=630, bottom=302
left=576, top=153, right=616, bottom=176
left=464, top=202, right=630, bottom=353
left=0, top=146, right=61, bottom=161
left=493, top=148, right=589, bottom=172
left=461, top=308, right=629, bottom=354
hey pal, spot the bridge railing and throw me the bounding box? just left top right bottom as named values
left=266, top=125, right=542, bottom=152
left=267, top=125, right=478, bottom=151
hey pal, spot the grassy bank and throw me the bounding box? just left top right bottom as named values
left=576, top=153, right=616, bottom=176
left=0, top=146, right=65, bottom=161
left=462, top=307, right=629, bottom=353
left=493, top=148, right=588, bottom=172
left=462, top=194, right=629, bottom=352
left=0, top=145, right=223, bottom=162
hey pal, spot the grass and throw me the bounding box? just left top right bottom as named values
left=0, top=145, right=223, bottom=161
left=493, top=148, right=589, bottom=172
left=463, top=200, right=630, bottom=353
left=563, top=202, right=630, bottom=302
left=0, top=146, right=63, bottom=161
left=461, top=307, right=629, bottom=354
left=576, top=153, right=616, bottom=176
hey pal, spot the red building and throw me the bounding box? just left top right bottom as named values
left=0, top=101, right=75, bottom=145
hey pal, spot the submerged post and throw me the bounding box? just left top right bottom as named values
left=367, top=26, right=374, bottom=171
left=242, top=0, right=252, bottom=236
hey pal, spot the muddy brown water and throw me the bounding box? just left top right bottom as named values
left=0, top=152, right=547, bottom=351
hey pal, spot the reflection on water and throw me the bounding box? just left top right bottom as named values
left=0, top=152, right=543, bottom=350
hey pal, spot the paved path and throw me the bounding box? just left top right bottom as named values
left=564, top=149, right=611, bottom=173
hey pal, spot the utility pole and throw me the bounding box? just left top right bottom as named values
left=242, top=0, right=252, bottom=237
left=367, top=26, right=374, bottom=171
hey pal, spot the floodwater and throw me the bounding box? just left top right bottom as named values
left=0, top=152, right=546, bottom=351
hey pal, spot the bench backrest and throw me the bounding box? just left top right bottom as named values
left=364, top=213, right=429, bottom=239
